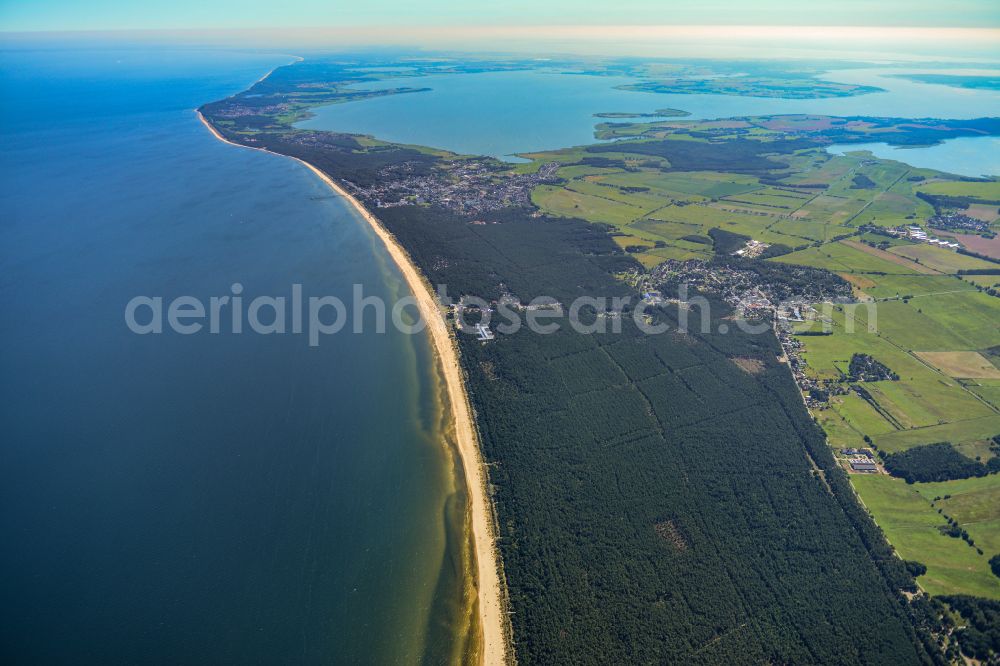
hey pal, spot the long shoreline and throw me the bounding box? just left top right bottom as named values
left=197, top=111, right=509, bottom=666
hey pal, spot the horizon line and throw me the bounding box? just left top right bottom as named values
left=4, top=24, right=1000, bottom=34
left=5, top=25, right=997, bottom=62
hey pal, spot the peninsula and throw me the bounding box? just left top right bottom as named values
left=199, top=54, right=1000, bottom=664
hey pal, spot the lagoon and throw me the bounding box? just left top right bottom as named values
left=827, top=137, right=1000, bottom=178
left=299, top=67, right=1000, bottom=171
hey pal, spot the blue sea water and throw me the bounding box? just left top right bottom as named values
left=0, top=48, right=464, bottom=663
left=299, top=67, right=1000, bottom=174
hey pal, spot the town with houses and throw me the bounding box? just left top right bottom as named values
left=927, top=210, right=994, bottom=235
left=344, top=159, right=562, bottom=215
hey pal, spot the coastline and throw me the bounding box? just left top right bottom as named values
left=196, top=111, right=509, bottom=666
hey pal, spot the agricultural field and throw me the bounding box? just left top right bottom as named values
left=942, top=232, right=1000, bottom=260
left=591, top=170, right=759, bottom=199
left=526, top=138, right=950, bottom=266
left=531, top=184, right=648, bottom=226
left=814, top=402, right=870, bottom=449
left=876, top=416, right=1000, bottom=453
left=773, top=240, right=926, bottom=274
left=790, top=193, right=870, bottom=223
left=855, top=273, right=973, bottom=300
left=887, top=243, right=998, bottom=273
left=764, top=219, right=829, bottom=242
left=914, top=475, right=1000, bottom=561
left=961, top=273, right=1000, bottom=288
left=852, top=475, right=1000, bottom=599
left=787, top=246, right=1000, bottom=604
left=966, top=203, right=1000, bottom=222
left=792, top=287, right=1000, bottom=456
left=844, top=294, right=999, bottom=351
left=916, top=351, right=1000, bottom=379
left=565, top=178, right=673, bottom=209
left=834, top=391, right=899, bottom=436
left=780, top=153, right=855, bottom=187
left=969, top=380, right=1000, bottom=411
left=529, top=167, right=814, bottom=256
left=723, top=187, right=806, bottom=207
left=916, top=179, right=1000, bottom=200
left=842, top=240, right=941, bottom=273
left=904, top=291, right=1000, bottom=350
left=554, top=164, right=622, bottom=179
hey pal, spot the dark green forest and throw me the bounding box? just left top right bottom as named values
left=364, top=199, right=938, bottom=663
left=883, top=442, right=1000, bottom=483
left=243, top=136, right=930, bottom=664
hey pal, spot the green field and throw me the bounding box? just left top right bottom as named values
left=766, top=218, right=835, bottom=242
left=855, top=273, right=974, bottom=299
left=963, top=273, right=1000, bottom=288
left=794, top=301, right=999, bottom=453
left=906, top=291, right=1000, bottom=350
left=815, top=405, right=869, bottom=449
left=555, top=164, right=621, bottom=179
left=774, top=241, right=924, bottom=274
left=721, top=186, right=812, bottom=210
left=592, top=170, right=759, bottom=198
left=888, top=243, right=999, bottom=273
left=969, top=380, right=1000, bottom=410
left=566, top=178, right=673, bottom=209
left=852, top=475, right=1000, bottom=599
left=834, top=392, right=898, bottom=435
left=532, top=184, right=648, bottom=226
left=917, top=179, right=1000, bottom=200
left=913, top=474, right=1000, bottom=563
left=874, top=415, right=1000, bottom=452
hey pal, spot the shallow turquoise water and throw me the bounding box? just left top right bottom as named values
left=0, top=48, right=462, bottom=663
left=299, top=67, right=1000, bottom=173
left=827, top=137, right=1000, bottom=178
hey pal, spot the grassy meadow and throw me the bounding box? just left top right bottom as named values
left=852, top=475, right=1000, bottom=599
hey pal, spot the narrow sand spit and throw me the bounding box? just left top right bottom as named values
left=197, top=111, right=508, bottom=666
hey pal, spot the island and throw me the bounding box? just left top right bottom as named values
left=593, top=108, right=691, bottom=118
left=890, top=73, right=1000, bottom=91
left=615, top=76, right=883, bottom=98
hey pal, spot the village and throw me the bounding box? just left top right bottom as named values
left=632, top=254, right=852, bottom=319
left=345, top=159, right=561, bottom=215
left=927, top=211, right=993, bottom=235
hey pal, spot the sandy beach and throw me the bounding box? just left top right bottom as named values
left=197, top=111, right=509, bottom=666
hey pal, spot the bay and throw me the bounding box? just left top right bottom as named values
left=299, top=67, right=1000, bottom=175
left=826, top=137, right=1000, bottom=178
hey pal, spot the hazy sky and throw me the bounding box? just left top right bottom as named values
left=3, top=0, right=1000, bottom=32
